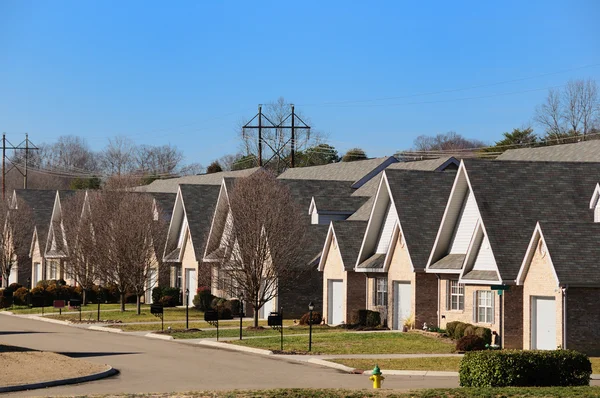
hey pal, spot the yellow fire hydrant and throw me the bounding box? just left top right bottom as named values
left=369, top=365, right=384, bottom=389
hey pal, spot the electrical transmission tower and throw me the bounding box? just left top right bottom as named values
left=2, top=133, right=39, bottom=199
left=242, top=104, right=311, bottom=170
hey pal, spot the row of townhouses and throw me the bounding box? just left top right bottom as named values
left=5, top=139, right=600, bottom=356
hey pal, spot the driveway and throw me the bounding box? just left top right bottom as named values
left=0, top=315, right=459, bottom=396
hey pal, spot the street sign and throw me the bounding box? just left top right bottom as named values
left=490, top=285, right=509, bottom=291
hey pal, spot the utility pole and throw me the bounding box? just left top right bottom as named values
left=258, top=105, right=263, bottom=167
left=290, top=105, right=295, bottom=168
left=1, top=133, right=39, bottom=199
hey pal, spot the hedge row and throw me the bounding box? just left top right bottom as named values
left=459, top=350, right=591, bottom=387
left=446, top=321, right=491, bottom=344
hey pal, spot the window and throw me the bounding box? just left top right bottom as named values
left=49, top=262, right=57, bottom=279
left=476, top=290, right=494, bottom=323
left=175, top=267, right=182, bottom=288
left=449, top=280, right=464, bottom=311
left=374, top=277, right=388, bottom=306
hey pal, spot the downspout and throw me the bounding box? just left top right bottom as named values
left=436, top=275, right=441, bottom=328
left=562, top=285, right=568, bottom=350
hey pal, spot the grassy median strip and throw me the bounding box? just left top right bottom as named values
left=168, top=325, right=344, bottom=339
left=63, top=387, right=600, bottom=397
left=2, top=303, right=143, bottom=315
left=328, top=357, right=462, bottom=372
left=230, top=331, right=455, bottom=354
left=47, top=307, right=206, bottom=323
left=111, top=319, right=296, bottom=332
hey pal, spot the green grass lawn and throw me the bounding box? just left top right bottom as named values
left=60, top=387, right=600, bottom=397
left=46, top=307, right=206, bottom=323
left=329, top=356, right=462, bottom=372
left=2, top=303, right=143, bottom=315
left=168, top=325, right=344, bottom=339
left=230, top=331, right=455, bottom=354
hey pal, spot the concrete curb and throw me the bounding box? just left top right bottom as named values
left=198, top=340, right=273, bottom=356
left=88, top=325, right=123, bottom=333
left=592, top=374, right=600, bottom=380
left=307, top=358, right=359, bottom=373
left=0, top=366, right=118, bottom=393
left=360, top=369, right=458, bottom=377
left=0, top=312, right=74, bottom=326
left=146, top=333, right=174, bottom=341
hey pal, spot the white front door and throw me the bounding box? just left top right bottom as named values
left=532, top=296, right=556, bottom=350
left=185, top=269, right=196, bottom=306
left=33, top=263, right=41, bottom=287
left=260, top=296, right=275, bottom=319
left=8, top=265, right=17, bottom=285
left=146, top=268, right=157, bottom=304
left=393, top=281, right=412, bottom=330
left=328, top=279, right=344, bottom=325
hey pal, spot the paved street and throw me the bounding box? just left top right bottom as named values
left=0, top=314, right=459, bottom=396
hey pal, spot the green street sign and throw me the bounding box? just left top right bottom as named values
left=490, top=285, right=509, bottom=291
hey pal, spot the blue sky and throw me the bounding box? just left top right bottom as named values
left=1, top=1, right=599, bottom=166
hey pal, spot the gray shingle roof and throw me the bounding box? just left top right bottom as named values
left=135, top=168, right=260, bottom=193
left=279, top=179, right=356, bottom=212
left=463, top=270, right=499, bottom=281
left=278, top=157, right=396, bottom=185
left=14, top=190, right=57, bottom=249
left=387, top=156, right=459, bottom=171
left=385, top=170, right=456, bottom=270
left=147, top=192, right=176, bottom=220
left=331, top=220, right=368, bottom=271
left=430, top=254, right=466, bottom=270
left=497, top=140, right=600, bottom=162
left=179, top=184, right=222, bottom=259
left=313, top=196, right=367, bottom=213
left=357, top=253, right=386, bottom=269
left=538, top=222, right=600, bottom=286
left=463, top=159, right=600, bottom=281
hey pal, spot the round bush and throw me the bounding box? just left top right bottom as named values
left=456, top=335, right=487, bottom=352
left=463, top=325, right=476, bottom=336
left=446, top=321, right=459, bottom=337
left=299, top=311, right=323, bottom=325
left=454, top=322, right=468, bottom=339
left=13, top=287, right=30, bottom=306
left=474, top=327, right=492, bottom=345
left=159, top=295, right=177, bottom=307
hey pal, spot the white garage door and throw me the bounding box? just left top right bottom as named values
left=328, top=279, right=344, bottom=325
left=260, top=296, right=274, bottom=319
left=393, top=281, right=412, bottom=330
left=185, top=269, right=196, bottom=306
left=532, top=296, right=556, bottom=350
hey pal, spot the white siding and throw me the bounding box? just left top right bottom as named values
left=376, top=201, right=398, bottom=254
left=311, top=211, right=319, bottom=225
left=449, top=190, right=479, bottom=254
left=471, top=234, right=497, bottom=271
left=595, top=203, right=600, bottom=222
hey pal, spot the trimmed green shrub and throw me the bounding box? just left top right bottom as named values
left=353, top=310, right=381, bottom=327
left=162, top=287, right=180, bottom=304
left=0, top=289, right=13, bottom=308
left=227, top=299, right=241, bottom=316
left=13, top=287, right=30, bottom=306
left=218, top=307, right=233, bottom=320
left=459, top=350, right=591, bottom=387
left=463, top=325, right=476, bottom=336
left=299, top=311, right=322, bottom=325
left=152, top=286, right=162, bottom=304
left=159, top=295, right=177, bottom=307
left=445, top=321, right=460, bottom=337
left=456, top=335, right=486, bottom=352
left=193, top=287, right=214, bottom=311
left=474, top=326, right=492, bottom=345
left=454, top=322, right=468, bottom=339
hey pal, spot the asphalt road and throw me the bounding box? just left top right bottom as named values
left=0, top=314, right=461, bottom=396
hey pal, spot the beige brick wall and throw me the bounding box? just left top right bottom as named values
left=181, top=232, right=198, bottom=298
left=439, top=277, right=500, bottom=331
left=386, top=237, right=415, bottom=329
left=321, top=236, right=346, bottom=324
left=522, top=244, right=562, bottom=350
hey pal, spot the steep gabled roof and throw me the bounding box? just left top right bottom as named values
left=387, top=156, right=459, bottom=171
left=330, top=220, right=368, bottom=271
left=385, top=169, right=455, bottom=270
left=43, top=190, right=76, bottom=258
left=518, top=222, right=600, bottom=287
left=179, top=184, right=221, bottom=259
left=497, top=140, right=600, bottom=162
left=311, top=196, right=367, bottom=214
left=460, top=159, right=600, bottom=281
left=147, top=192, right=176, bottom=220
left=14, top=189, right=57, bottom=254
left=135, top=168, right=260, bottom=193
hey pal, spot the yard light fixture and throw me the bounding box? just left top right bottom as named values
left=185, top=288, right=190, bottom=329
left=239, top=292, right=244, bottom=340
left=308, top=301, right=315, bottom=352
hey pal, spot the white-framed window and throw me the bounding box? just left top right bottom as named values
left=475, top=290, right=494, bottom=324
left=374, top=277, right=388, bottom=307
left=175, top=266, right=182, bottom=289
left=449, top=280, right=464, bottom=311
left=49, top=262, right=57, bottom=279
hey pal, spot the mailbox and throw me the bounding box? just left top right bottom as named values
left=150, top=304, right=164, bottom=314
left=69, top=299, right=81, bottom=309
left=53, top=300, right=66, bottom=308
left=268, top=312, right=282, bottom=327
left=204, top=310, right=219, bottom=322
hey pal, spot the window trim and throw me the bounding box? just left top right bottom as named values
left=448, top=280, right=464, bottom=311
left=475, top=290, right=494, bottom=324
left=374, top=277, right=388, bottom=307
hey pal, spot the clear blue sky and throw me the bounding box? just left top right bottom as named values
left=1, top=1, right=599, bottom=166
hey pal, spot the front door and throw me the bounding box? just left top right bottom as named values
left=146, top=268, right=157, bottom=304
left=185, top=269, right=196, bottom=306
left=532, top=296, right=556, bottom=350
left=328, top=279, right=344, bottom=325
left=393, top=281, right=412, bottom=330
left=33, top=263, right=41, bottom=287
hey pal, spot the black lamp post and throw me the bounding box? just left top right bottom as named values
left=308, top=301, right=314, bottom=352
left=185, top=288, right=189, bottom=329
left=239, top=292, right=244, bottom=340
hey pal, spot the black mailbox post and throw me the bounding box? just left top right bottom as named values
left=267, top=309, right=284, bottom=350
left=151, top=304, right=164, bottom=331
left=204, top=310, right=219, bottom=340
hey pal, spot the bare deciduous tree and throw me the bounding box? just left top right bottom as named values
left=100, top=136, right=137, bottom=176
left=0, top=199, right=33, bottom=288
left=135, top=144, right=184, bottom=176
left=85, top=191, right=168, bottom=313
left=412, top=131, right=486, bottom=152
left=214, top=171, right=306, bottom=327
